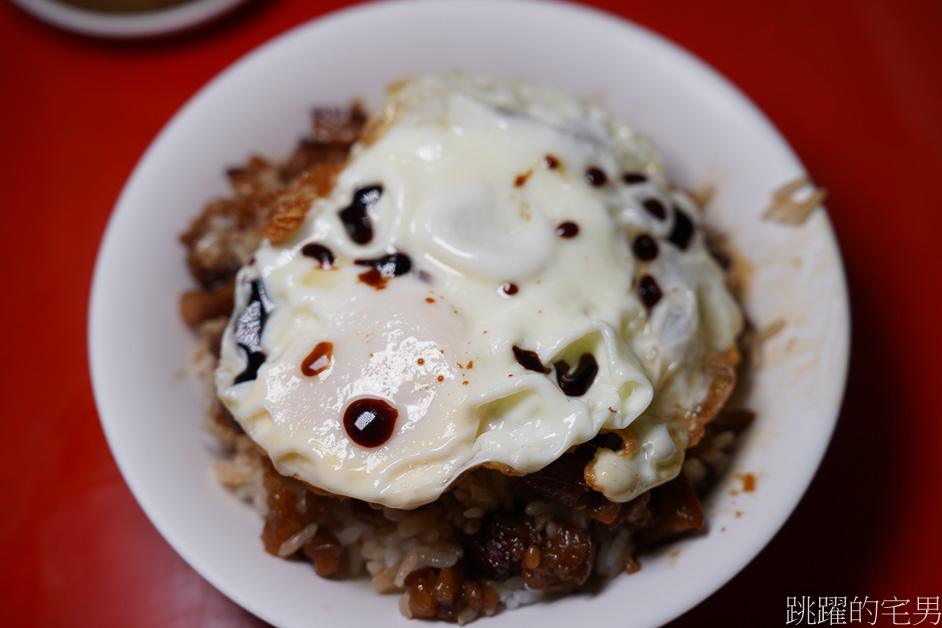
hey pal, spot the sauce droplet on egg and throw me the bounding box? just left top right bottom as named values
left=234, top=352, right=266, bottom=385
left=622, top=172, right=647, bottom=184
left=632, top=234, right=659, bottom=261
left=553, top=353, right=599, bottom=397
left=668, top=207, right=694, bottom=250
left=585, top=167, right=608, bottom=187
left=512, top=345, right=551, bottom=374
left=638, top=274, right=662, bottom=309
left=355, top=253, right=412, bottom=289
left=642, top=198, right=667, bottom=220
left=339, top=185, right=383, bottom=244
left=301, top=243, right=335, bottom=268
left=500, top=282, right=519, bottom=296
left=301, top=342, right=333, bottom=377
left=556, top=221, right=579, bottom=238
left=354, top=252, right=412, bottom=277
left=343, top=398, right=398, bottom=448
left=233, top=279, right=271, bottom=384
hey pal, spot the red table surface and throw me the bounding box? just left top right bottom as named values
left=3, top=0, right=941, bottom=626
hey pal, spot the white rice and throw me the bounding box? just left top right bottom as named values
left=277, top=522, right=320, bottom=557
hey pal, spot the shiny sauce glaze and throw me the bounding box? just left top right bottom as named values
left=638, top=274, right=663, bottom=309
left=512, top=345, right=551, bottom=374
left=338, top=185, right=383, bottom=244
left=301, top=243, right=335, bottom=268
left=343, top=398, right=398, bottom=447
left=500, top=282, right=519, bottom=296
left=642, top=198, right=667, bottom=220
left=553, top=354, right=599, bottom=397
left=355, top=253, right=412, bottom=289
left=585, top=167, right=608, bottom=187
left=668, top=207, right=694, bottom=250
left=233, top=279, right=271, bottom=384
left=632, top=234, right=659, bottom=261
left=622, top=172, right=647, bottom=184
left=555, top=221, right=579, bottom=238
left=301, top=342, right=333, bottom=377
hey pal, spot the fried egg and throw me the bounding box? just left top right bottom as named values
left=216, top=73, right=742, bottom=508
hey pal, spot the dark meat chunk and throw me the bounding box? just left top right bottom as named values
left=180, top=156, right=283, bottom=289
left=517, top=452, right=590, bottom=507
left=404, top=565, right=501, bottom=621
left=635, top=472, right=704, bottom=548
left=622, top=491, right=654, bottom=530
left=227, top=155, right=283, bottom=198
left=350, top=499, right=387, bottom=526
left=464, top=511, right=595, bottom=591
left=259, top=456, right=342, bottom=561
left=521, top=521, right=594, bottom=590
left=709, top=408, right=756, bottom=433
left=180, top=277, right=234, bottom=328
left=179, top=196, right=273, bottom=289
left=405, top=567, right=439, bottom=619
left=260, top=458, right=307, bottom=555
left=404, top=566, right=465, bottom=621
left=463, top=513, right=531, bottom=581
left=302, top=530, right=343, bottom=577
left=302, top=489, right=334, bottom=524
left=282, top=105, right=366, bottom=181
left=311, top=104, right=367, bottom=145
left=181, top=105, right=365, bottom=288
left=431, top=564, right=464, bottom=619
left=517, top=442, right=652, bottom=528
left=209, top=402, right=243, bottom=437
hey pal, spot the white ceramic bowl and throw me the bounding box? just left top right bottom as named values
left=88, top=1, right=850, bottom=626
left=10, top=0, right=246, bottom=38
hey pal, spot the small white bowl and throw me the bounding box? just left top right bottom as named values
left=88, top=1, right=849, bottom=626
left=10, top=0, right=246, bottom=38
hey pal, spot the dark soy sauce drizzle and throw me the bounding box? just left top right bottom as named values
left=553, top=354, right=599, bottom=397
left=343, top=398, right=398, bottom=448
left=355, top=253, right=412, bottom=289
left=632, top=234, right=659, bottom=261
left=233, top=279, right=272, bottom=384
left=642, top=198, right=667, bottom=220
left=301, top=342, right=333, bottom=377
left=357, top=268, right=385, bottom=289
left=667, top=207, right=694, bottom=250
left=512, top=345, right=551, bottom=374
left=235, top=353, right=266, bottom=385
left=556, top=221, right=579, bottom=238
left=354, top=252, right=412, bottom=277
left=301, top=243, right=335, bottom=268
left=585, top=167, right=608, bottom=187
left=338, top=185, right=383, bottom=244
left=638, top=274, right=663, bottom=309
left=500, top=282, right=519, bottom=296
